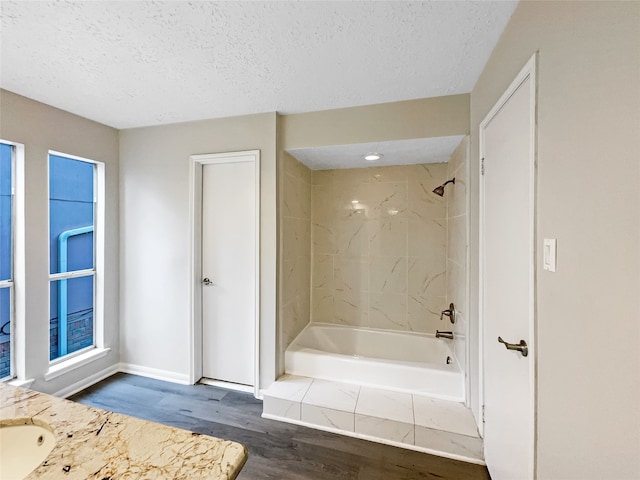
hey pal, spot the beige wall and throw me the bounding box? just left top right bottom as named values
left=469, top=2, right=640, bottom=478
left=119, top=113, right=277, bottom=389
left=445, top=137, right=469, bottom=376
left=310, top=164, right=448, bottom=333
left=0, top=89, right=120, bottom=394
left=280, top=153, right=311, bottom=350
left=282, top=94, right=469, bottom=149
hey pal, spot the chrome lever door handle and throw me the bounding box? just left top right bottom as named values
left=202, top=277, right=215, bottom=286
left=498, top=336, right=528, bottom=357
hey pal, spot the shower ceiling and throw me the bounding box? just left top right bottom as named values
left=287, top=135, right=465, bottom=170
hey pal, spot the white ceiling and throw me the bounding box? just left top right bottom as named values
left=288, top=135, right=465, bottom=170
left=0, top=1, right=518, bottom=130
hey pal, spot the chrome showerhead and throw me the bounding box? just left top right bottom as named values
left=432, top=178, right=455, bottom=197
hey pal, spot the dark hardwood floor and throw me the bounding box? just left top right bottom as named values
left=70, top=373, right=491, bottom=480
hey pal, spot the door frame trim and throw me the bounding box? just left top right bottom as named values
left=188, top=150, right=261, bottom=398
left=478, top=53, right=537, bottom=477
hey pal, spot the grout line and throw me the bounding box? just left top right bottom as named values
left=411, top=393, right=416, bottom=427
left=300, top=377, right=314, bottom=405
left=354, top=383, right=362, bottom=415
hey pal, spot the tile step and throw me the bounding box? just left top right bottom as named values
left=262, top=374, right=484, bottom=464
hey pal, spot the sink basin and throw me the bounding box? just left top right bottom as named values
left=0, top=422, right=56, bottom=479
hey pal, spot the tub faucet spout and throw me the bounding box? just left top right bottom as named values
left=435, top=330, right=454, bottom=340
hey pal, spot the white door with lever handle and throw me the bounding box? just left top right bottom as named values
left=201, top=158, right=256, bottom=387
left=480, top=57, right=536, bottom=480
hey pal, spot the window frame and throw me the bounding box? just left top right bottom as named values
left=47, top=150, right=105, bottom=366
left=0, top=142, right=16, bottom=380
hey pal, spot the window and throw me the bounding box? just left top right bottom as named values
left=49, top=152, right=102, bottom=362
left=0, top=143, right=14, bottom=379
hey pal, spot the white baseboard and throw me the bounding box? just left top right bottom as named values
left=53, top=363, right=120, bottom=398
left=118, top=363, right=191, bottom=385
left=50, top=363, right=190, bottom=398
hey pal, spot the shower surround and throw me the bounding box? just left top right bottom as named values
left=280, top=153, right=312, bottom=350
left=310, top=162, right=448, bottom=334
left=279, top=138, right=470, bottom=370
left=445, top=137, right=470, bottom=377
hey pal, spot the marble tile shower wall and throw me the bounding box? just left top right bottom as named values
left=281, top=153, right=312, bottom=349
left=311, top=163, right=448, bottom=333
left=445, top=137, right=469, bottom=369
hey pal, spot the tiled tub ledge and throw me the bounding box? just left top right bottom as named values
left=262, top=375, right=484, bottom=465
left=0, top=383, right=247, bottom=479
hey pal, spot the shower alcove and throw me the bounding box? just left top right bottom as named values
left=265, top=134, right=481, bottom=463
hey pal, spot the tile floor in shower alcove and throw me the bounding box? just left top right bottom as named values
left=71, top=373, right=490, bottom=480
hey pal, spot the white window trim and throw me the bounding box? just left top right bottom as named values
left=0, top=140, right=24, bottom=382
left=0, top=280, right=14, bottom=381
left=44, top=347, right=110, bottom=381
left=8, top=377, right=34, bottom=388
left=46, top=151, right=105, bottom=373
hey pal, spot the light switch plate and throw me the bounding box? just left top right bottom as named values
left=543, top=239, right=557, bottom=272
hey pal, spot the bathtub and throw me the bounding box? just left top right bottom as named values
left=285, top=323, right=464, bottom=401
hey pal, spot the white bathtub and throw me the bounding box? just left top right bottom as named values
left=285, top=323, right=464, bottom=401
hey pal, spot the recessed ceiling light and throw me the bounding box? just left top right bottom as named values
left=363, top=152, right=383, bottom=161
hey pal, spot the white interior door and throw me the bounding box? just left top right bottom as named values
left=202, top=157, right=256, bottom=386
left=480, top=57, right=536, bottom=480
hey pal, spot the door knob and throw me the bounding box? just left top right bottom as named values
left=497, top=336, right=528, bottom=357
left=202, top=277, right=215, bottom=286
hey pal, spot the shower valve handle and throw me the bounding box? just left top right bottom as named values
left=440, top=303, right=456, bottom=323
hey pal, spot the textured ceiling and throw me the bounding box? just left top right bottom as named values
left=0, top=1, right=518, bottom=129
left=288, top=135, right=465, bottom=170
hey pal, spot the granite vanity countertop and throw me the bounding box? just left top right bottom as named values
left=0, top=383, right=247, bottom=479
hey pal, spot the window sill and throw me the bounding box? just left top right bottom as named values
left=44, top=347, right=111, bottom=381
left=8, top=378, right=35, bottom=389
